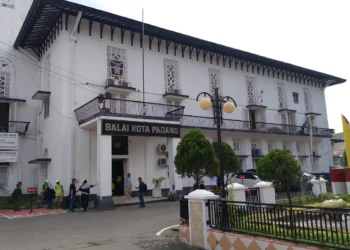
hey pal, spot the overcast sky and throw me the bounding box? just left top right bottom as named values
left=71, top=0, right=349, bottom=132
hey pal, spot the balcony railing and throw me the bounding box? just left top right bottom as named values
left=0, top=121, right=30, bottom=135
left=180, top=115, right=334, bottom=138
left=74, top=97, right=185, bottom=125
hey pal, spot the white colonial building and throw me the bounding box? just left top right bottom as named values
left=0, top=0, right=346, bottom=208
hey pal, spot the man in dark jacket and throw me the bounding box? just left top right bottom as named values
left=12, top=184, right=22, bottom=212
left=78, top=179, right=98, bottom=212
left=136, top=177, right=146, bottom=208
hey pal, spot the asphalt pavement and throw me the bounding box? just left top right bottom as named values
left=0, top=202, right=202, bottom=250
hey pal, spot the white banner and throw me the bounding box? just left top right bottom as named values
left=0, top=151, right=18, bottom=162
left=0, top=133, right=18, bottom=150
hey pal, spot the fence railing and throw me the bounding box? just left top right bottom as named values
left=180, top=196, right=189, bottom=224
left=180, top=115, right=334, bottom=138
left=207, top=199, right=350, bottom=249
left=74, top=97, right=185, bottom=124
left=0, top=121, right=30, bottom=135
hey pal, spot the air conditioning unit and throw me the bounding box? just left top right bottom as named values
left=157, top=144, right=168, bottom=153
left=121, top=81, right=130, bottom=87
left=173, top=89, right=182, bottom=95
left=252, top=148, right=261, bottom=156
left=158, top=158, right=168, bottom=166
left=106, top=78, right=115, bottom=86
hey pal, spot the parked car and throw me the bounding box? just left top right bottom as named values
left=231, top=172, right=262, bottom=188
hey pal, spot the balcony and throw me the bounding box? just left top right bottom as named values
left=0, top=121, right=30, bottom=135
left=180, top=115, right=334, bottom=138
left=74, top=97, right=185, bottom=125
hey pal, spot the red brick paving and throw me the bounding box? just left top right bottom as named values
left=0, top=208, right=66, bottom=219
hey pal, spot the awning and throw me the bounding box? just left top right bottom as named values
left=0, top=97, right=26, bottom=103
left=32, top=91, right=51, bottom=100
left=28, top=158, right=51, bottom=164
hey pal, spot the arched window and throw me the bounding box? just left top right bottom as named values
left=0, top=59, right=13, bottom=98
left=43, top=148, right=49, bottom=158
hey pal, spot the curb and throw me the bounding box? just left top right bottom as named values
left=114, top=198, right=169, bottom=207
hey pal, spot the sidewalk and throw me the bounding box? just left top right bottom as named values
left=0, top=208, right=66, bottom=219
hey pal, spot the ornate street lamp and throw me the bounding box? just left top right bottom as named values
left=196, top=86, right=237, bottom=199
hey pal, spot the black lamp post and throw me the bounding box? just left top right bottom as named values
left=196, top=86, right=237, bottom=199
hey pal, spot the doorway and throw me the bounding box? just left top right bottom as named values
left=249, top=110, right=256, bottom=130
left=112, top=159, right=124, bottom=196
left=0, top=103, right=9, bottom=132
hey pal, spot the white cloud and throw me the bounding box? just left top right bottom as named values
left=71, top=0, right=350, bottom=132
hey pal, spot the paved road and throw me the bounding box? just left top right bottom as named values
left=0, top=202, right=201, bottom=250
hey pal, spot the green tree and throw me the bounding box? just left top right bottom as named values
left=174, top=129, right=219, bottom=187
left=341, top=150, right=348, bottom=167
left=256, top=149, right=302, bottom=206
left=212, top=141, right=241, bottom=182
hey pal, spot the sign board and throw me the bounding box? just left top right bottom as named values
left=0, top=133, right=18, bottom=150
left=101, top=120, right=180, bottom=138
left=0, top=151, right=18, bottom=162
left=239, top=175, right=245, bottom=180
left=27, top=187, right=37, bottom=194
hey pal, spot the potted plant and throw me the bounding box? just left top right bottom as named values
left=152, top=177, right=165, bottom=198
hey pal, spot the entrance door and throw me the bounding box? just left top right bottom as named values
left=112, top=159, right=124, bottom=196
left=0, top=103, right=9, bottom=132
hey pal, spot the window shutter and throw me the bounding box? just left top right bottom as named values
left=0, top=167, right=8, bottom=186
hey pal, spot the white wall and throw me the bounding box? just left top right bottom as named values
left=0, top=1, right=40, bottom=194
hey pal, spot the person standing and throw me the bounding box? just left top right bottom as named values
left=136, top=177, right=147, bottom=208
left=12, top=184, right=22, bottom=212
left=45, top=182, right=55, bottom=209
left=124, top=173, right=132, bottom=199
left=78, top=180, right=98, bottom=212
left=55, top=180, right=64, bottom=209
left=69, top=178, right=78, bottom=212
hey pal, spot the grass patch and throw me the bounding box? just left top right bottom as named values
left=276, top=193, right=350, bottom=207
left=0, top=196, right=43, bottom=210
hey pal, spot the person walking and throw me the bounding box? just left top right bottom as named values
left=124, top=173, right=132, bottom=199
left=69, top=178, right=78, bottom=212
left=136, top=177, right=147, bottom=208
left=55, top=180, right=64, bottom=209
left=78, top=180, right=98, bottom=212
left=45, top=182, right=55, bottom=209
left=12, top=184, right=22, bottom=212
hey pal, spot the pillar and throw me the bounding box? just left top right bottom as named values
left=185, top=189, right=219, bottom=249
left=311, top=177, right=327, bottom=196
left=230, top=183, right=246, bottom=204
left=168, top=138, right=183, bottom=193
left=254, top=181, right=275, bottom=205
left=96, top=119, right=114, bottom=210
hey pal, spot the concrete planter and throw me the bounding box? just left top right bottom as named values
left=152, top=188, right=162, bottom=198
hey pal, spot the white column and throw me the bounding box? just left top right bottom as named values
left=96, top=119, right=114, bottom=210
left=168, top=138, right=183, bottom=192
left=185, top=190, right=219, bottom=249
left=311, top=178, right=327, bottom=196
left=231, top=183, right=246, bottom=204
left=254, top=181, right=275, bottom=205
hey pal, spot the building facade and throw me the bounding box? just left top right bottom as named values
left=0, top=0, right=346, bottom=208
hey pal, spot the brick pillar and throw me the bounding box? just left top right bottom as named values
left=185, top=189, right=219, bottom=249
left=254, top=181, right=275, bottom=205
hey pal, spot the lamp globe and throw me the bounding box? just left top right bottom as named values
left=223, top=101, right=235, bottom=113
left=200, top=97, right=212, bottom=110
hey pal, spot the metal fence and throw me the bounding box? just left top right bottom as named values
left=180, top=196, right=189, bottom=224
left=207, top=199, right=350, bottom=249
